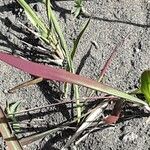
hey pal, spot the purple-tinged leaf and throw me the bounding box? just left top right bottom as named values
left=104, top=100, right=123, bottom=124
left=0, top=52, right=148, bottom=106
left=89, top=33, right=130, bottom=97
left=99, top=33, right=130, bottom=81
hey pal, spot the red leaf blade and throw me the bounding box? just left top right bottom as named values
left=0, top=52, right=148, bottom=106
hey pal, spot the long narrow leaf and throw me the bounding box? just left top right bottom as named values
left=98, top=33, right=130, bottom=82
left=45, top=0, right=52, bottom=29
left=17, top=0, right=48, bottom=37
left=45, top=0, right=65, bottom=60
left=70, top=18, right=90, bottom=122
left=0, top=52, right=148, bottom=106
left=45, top=0, right=69, bottom=60
left=8, top=77, right=43, bottom=93
left=71, top=18, right=90, bottom=60
left=20, top=126, right=71, bottom=146
left=89, top=33, right=130, bottom=97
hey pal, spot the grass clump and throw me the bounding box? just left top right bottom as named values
left=0, top=1, right=150, bottom=149
left=17, top=0, right=90, bottom=121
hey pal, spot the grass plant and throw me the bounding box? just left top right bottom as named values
left=17, top=0, right=90, bottom=122
left=0, top=0, right=150, bottom=149
left=0, top=52, right=150, bottom=148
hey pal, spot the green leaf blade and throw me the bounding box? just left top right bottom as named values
left=71, top=19, right=90, bottom=61
left=17, top=0, right=48, bottom=38
left=141, top=70, right=150, bottom=105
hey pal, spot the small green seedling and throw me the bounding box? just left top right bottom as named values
left=5, top=101, right=21, bottom=132
left=1, top=52, right=150, bottom=148
left=72, top=0, right=83, bottom=18
left=141, top=70, right=150, bottom=105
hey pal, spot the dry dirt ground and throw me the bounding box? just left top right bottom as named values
left=0, top=0, right=150, bottom=150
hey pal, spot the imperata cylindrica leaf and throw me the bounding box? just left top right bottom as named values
left=0, top=52, right=149, bottom=107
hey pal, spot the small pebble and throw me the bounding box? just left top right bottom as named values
left=122, top=132, right=138, bottom=143
left=91, top=40, right=99, bottom=49
left=3, top=89, right=8, bottom=94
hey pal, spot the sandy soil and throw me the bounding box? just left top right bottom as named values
left=0, top=0, right=150, bottom=149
